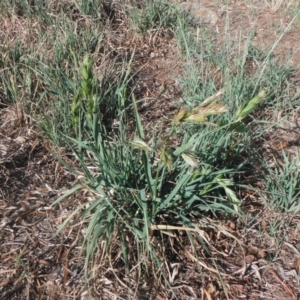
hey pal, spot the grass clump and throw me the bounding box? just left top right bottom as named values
left=128, top=0, right=179, bottom=35
left=52, top=52, right=252, bottom=283
left=263, top=152, right=300, bottom=213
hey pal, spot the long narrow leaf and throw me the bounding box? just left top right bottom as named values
left=157, top=172, right=191, bottom=212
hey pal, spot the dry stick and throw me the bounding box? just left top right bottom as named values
left=150, top=224, right=235, bottom=278
left=108, top=258, right=135, bottom=296
left=268, top=268, right=296, bottom=299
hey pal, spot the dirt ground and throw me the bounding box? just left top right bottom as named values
left=1, top=1, right=300, bottom=299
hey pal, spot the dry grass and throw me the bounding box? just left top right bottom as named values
left=264, top=0, right=297, bottom=12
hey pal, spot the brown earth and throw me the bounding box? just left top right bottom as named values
left=1, top=1, right=300, bottom=299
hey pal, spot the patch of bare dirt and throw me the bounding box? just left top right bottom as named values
left=181, top=0, right=300, bottom=71
left=130, top=31, right=184, bottom=134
